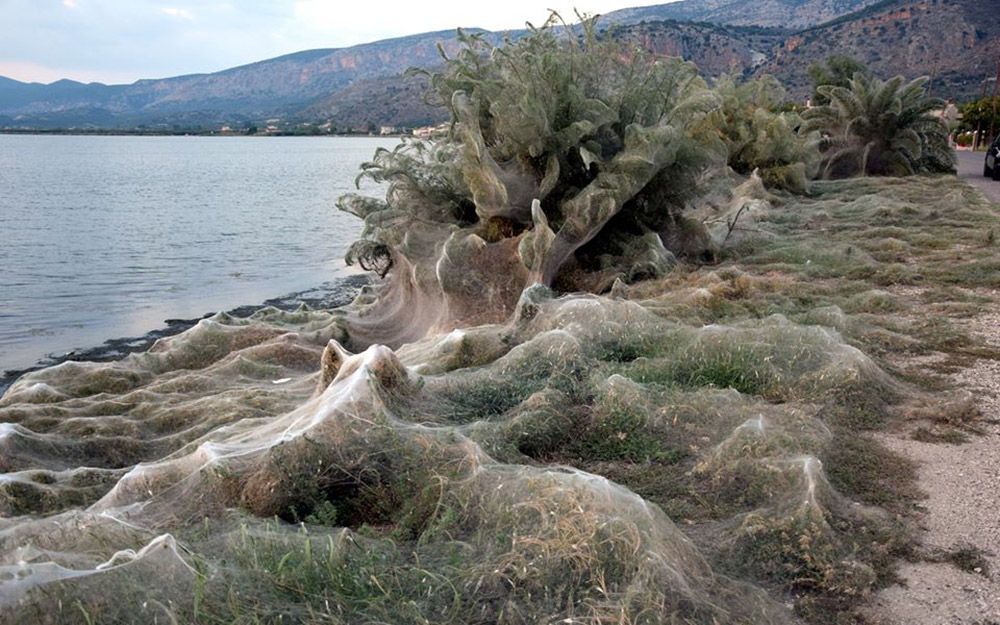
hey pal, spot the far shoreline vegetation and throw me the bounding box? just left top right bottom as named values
left=3, top=86, right=996, bottom=146
left=0, top=118, right=450, bottom=138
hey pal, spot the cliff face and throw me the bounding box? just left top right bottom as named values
left=613, top=0, right=998, bottom=101
left=618, top=21, right=785, bottom=77
left=761, top=0, right=1000, bottom=99
left=602, top=0, right=882, bottom=29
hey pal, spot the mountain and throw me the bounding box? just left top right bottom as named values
left=602, top=0, right=883, bottom=29
left=0, top=77, right=116, bottom=112
left=610, top=20, right=786, bottom=74
left=0, top=17, right=788, bottom=131
left=305, top=19, right=789, bottom=129
left=1, top=0, right=994, bottom=130
left=760, top=0, right=1000, bottom=99
left=0, top=29, right=502, bottom=130
left=302, top=73, right=446, bottom=130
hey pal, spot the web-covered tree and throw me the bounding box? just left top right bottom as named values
left=712, top=74, right=819, bottom=193
left=337, top=16, right=727, bottom=347
left=807, top=55, right=869, bottom=106
left=802, top=73, right=954, bottom=178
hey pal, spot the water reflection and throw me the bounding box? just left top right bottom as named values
left=0, top=135, right=393, bottom=371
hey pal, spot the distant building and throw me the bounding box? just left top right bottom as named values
left=412, top=123, right=450, bottom=139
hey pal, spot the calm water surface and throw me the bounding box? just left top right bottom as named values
left=0, top=135, right=396, bottom=373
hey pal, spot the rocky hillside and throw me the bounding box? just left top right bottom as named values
left=761, top=0, right=1000, bottom=99
left=301, top=73, right=444, bottom=130
left=316, top=20, right=790, bottom=129
left=1, top=0, right=994, bottom=129
left=610, top=21, right=786, bottom=76
left=0, top=29, right=500, bottom=130
left=0, top=19, right=786, bottom=131
left=602, top=0, right=881, bottom=29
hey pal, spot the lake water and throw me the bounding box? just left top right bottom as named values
left=0, top=134, right=396, bottom=374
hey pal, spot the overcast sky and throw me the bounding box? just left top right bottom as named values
left=0, top=1, right=672, bottom=84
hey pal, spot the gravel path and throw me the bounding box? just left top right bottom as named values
left=868, top=390, right=1000, bottom=623
left=864, top=174, right=1000, bottom=624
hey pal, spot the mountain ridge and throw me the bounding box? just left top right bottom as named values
left=600, top=0, right=883, bottom=28
left=1, top=0, right=992, bottom=130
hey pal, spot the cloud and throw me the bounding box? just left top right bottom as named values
left=160, top=7, right=194, bottom=20
left=62, top=0, right=78, bottom=8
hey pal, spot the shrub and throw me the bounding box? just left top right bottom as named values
left=712, top=74, right=820, bottom=193
left=340, top=15, right=727, bottom=300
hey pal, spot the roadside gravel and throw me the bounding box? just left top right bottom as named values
left=864, top=289, right=1000, bottom=622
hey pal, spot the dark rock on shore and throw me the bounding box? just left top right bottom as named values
left=0, top=274, right=370, bottom=396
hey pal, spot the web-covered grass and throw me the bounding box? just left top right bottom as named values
left=2, top=174, right=996, bottom=625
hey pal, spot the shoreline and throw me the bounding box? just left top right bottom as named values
left=0, top=274, right=370, bottom=397
left=0, top=129, right=417, bottom=138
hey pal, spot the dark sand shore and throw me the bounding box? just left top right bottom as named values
left=0, top=274, right=370, bottom=396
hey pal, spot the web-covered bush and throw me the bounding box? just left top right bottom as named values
left=712, top=74, right=820, bottom=193
left=339, top=16, right=726, bottom=320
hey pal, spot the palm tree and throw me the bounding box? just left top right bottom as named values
left=802, top=73, right=954, bottom=178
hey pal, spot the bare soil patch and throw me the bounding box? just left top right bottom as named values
left=864, top=292, right=1000, bottom=624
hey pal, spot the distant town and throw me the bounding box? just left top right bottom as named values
left=0, top=120, right=452, bottom=137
